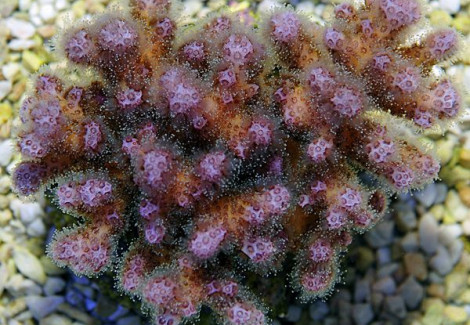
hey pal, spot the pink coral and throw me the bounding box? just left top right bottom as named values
left=12, top=0, right=461, bottom=323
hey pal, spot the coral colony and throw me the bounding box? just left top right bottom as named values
left=13, top=0, right=462, bottom=323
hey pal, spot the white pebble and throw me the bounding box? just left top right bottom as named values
left=13, top=247, right=47, bottom=284
left=10, top=199, right=44, bottom=224
left=54, top=0, right=68, bottom=10
left=0, top=140, right=14, bottom=166
left=27, top=218, right=46, bottom=237
left=8, top=38, right=36, bottom=51
left=5, top=274, right=43, bottom=297
left=5, top=18, right=36, bottom=39
left=296, top=2, right=315, bottom=15
left=438, top=224, right=462, bottom=246
left=39, top=3, right=57, bottom=23
left=439, top=0, right=460, bottom=14
left=19, top=0, right=32, bottom=10
left=2, top=62, right=21, bottom=80
left=0, top=81, right=12, bottom=101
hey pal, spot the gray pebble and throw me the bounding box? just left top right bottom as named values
left=43, top=277, right=66, bottom=296
left=377, top=263, right=399, bottom=278
left=430, top=245, right=453, bottom=276
left=414, top=184, right=437, bottom=208
left=309, top=301, right=329, bottom=320
left=396, top=210, right=417, bottom=232
left=376, top=247, right=392, bottom=266
left=398, top=276, right=424, bottom=310
left=117, top=316, right=142, bottom=325
left=434, top=183, right=448, bottom=204
left=383, top=295, right=406, bottom=319
left=285, top=305, right=302, bottom=322
left=354, top=278, right=371, bottom=303
left=365, top=220, right=395, bottom=248
left=352, top=303, right=374, bottom=325
left=372, top=277, right=396, bottom=296
left=25, top=295, right=65, bottom=320
left=419, top=213, right=439, bottom=255
left=400, top=232, right=419, bottom=252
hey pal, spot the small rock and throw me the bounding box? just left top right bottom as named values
left=398, top=276, right=424, bottom=310
left=443, top=305, right=467, bottom=323
left=0, top=209, right=12, bottom=226
left=285, top=305, right=302, bottom=322
left=117, top=316, right=141, bottom=325
left=383, top=295, right=406, bottom=319
left=27, top=218, right=46, bottom=237
left=372, top=276, right=396, bottom=296
left=377, top=263, right=399, bottom=278
left=43, top=277, right=66, bottom=296
left=401, top=232, right=419, bottom=252
left=309, top=301, right=329, bottom=321
left=396, top=209, right=417, bottom=231
left=37, top=25, right=55, bottom=38
left=2, top=62, right=21, bottom=80
left=445, top=190, right=468, bottom=222
left=419, top=213, right=439, bottom=255
left=0, top=263, right=8, bottom=296
left=415, top=184, right=437, bottom=208
left=458, top=185, right=470, bottom=207
left=365, top=220, right=394, bottom=248
left=352, top=304, right=374, bottom=325
left=5, top=18, right=36, bottom=39
left=404, top=252, right=428, bottom=281
left=55, top=0, right=68, bottom=10
left=296, top=1, right=315, bottom=15
left=0, top=81, right=12, bottom=102
left=430, top=245, right=453, bottom=276
left=13, top=247, right=46, bottom=284
left=427, top=283, right=445, bottom=299
left=439, top=0, right=460, bottom=14
left=0, top=175, right=11, bottom=194
left=3, top=298, right=27, bottom=318
left=445, top=271, right=466, bottom=299
left=25, top=296, right=65, bottom=320
left=56, top=303, right=96, bottom=324
left=376, top=247, right=391, bottom=266
left=10, top=199, right=44, bottom=224
left=422, top=298, right=444, bottom=325
left=448, top=240, right=464, bottom=265
left=9, top=39, right=36, bottom=50
left=438, top=224, right=462, bottom=246
left=39, top=3, right=57, bottom=22
left=434, top=183, right=448, bottom=204
left=354, top=278, right=371, bottom=303
left=5, top=274, right=42, bottom=297
left=22, top=50, right=45, bottom=71
left=39, top=314, right=73, bottom=325
left=19, top=0, right=32, bottom=10
left=182, top=0, right=202, bottom=17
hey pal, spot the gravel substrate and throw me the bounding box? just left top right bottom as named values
left=1, top=0, right=470, bottom=324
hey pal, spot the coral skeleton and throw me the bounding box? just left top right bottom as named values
left=13, top=0, right=462, bottom=323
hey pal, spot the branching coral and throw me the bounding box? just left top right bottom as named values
left=12, top=0, right=463, bottom=323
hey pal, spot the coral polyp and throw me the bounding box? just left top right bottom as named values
left=13, top=0, right=462, bottom=323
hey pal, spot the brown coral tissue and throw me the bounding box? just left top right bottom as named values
left=12, top=0, right=463, bottom=323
